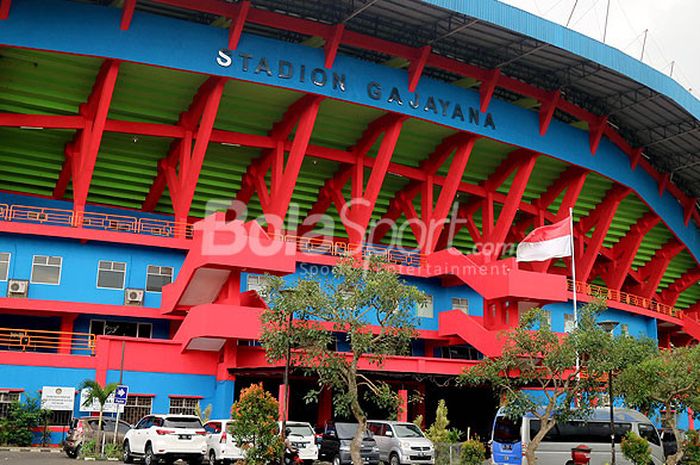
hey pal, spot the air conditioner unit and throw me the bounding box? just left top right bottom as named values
left=124, top=288, right=144, bottom=306
left=7, top=279, right=28, bottom=298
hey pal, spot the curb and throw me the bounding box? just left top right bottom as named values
left=0, top=447, right=63, bottom=453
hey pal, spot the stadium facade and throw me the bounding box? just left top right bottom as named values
left=0, top=0, right=698, bottom=444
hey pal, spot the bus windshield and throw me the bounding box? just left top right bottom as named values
left=494, top=416, right=521, bottom=444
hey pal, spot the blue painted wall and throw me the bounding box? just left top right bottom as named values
left=543, top=302, right=658, bottom=340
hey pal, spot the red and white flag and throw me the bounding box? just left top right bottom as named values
left=516, top=217, right=572, bottom=262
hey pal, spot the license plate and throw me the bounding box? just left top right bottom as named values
left=179, top=435, right=192, bottom=440
left=502, top=445, right=512, bottom=451
left=363, top=459, right=370, bottom=463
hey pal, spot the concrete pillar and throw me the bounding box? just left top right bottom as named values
left=316, top=387, right=333, bottom=427
left=397, top=389, right=408, bottom=422
left=58, top=314, right=77, bottom=354
left=278, top=383, right=288, bottom=421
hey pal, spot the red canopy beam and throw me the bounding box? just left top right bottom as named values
left=53, top=60, right=120, bottom=220
left=120, top=0, right=137, bottom=30
left=657, top=266, right=700, bottom=307
left=627, top=239, right=684, bottom=299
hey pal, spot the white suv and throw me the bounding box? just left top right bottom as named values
left=203, top=419, right=245, bottom=464
left=123, top=414, right=207, bottom=465
left=280, top=421, right=319, bottom=463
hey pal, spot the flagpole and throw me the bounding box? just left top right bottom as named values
left=570, top=207, right=580, bottom=378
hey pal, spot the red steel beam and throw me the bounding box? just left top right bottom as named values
left=120, top=0, right=137, bottom=30
left=54, top=60, right=120, bottom=213
left=627, top=239, right=685, bottom=299
left=228, top=0, right=250, bottom=50
left=657, top=266, right=700, bottom=307
left=142, top=76, right=226, bottom=213
left=0, top=0, right=10, bottom=20
left=407, top=46, right=431, bottom=92
left=598, top=211, right=660, bottom=290
left=324, top=24, right=345, bottom=69
left=588, top=115, right=608, bottom=155
left=575, top=184, right=631, bottom=281
left=479, top=69, right=501, bottom=113
left=538, top=90, right=560, bottom=136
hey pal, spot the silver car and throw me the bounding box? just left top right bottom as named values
left=367, top=421, right=434, bottom=465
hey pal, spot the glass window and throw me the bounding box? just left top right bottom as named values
left=530, top=420, right=632, bottom=443
left=164, top=416, right=202, bottom=428
left=247, top=274, right=264, bottom=293
left=494, top=416, right=521, bottom=444
left=542, top=311, right=552, bottom=329
left=31, top=255, right=62, bottom=285
left=638, top=424, right=661, bottom=446
left=0, top=391, right=20, bottom=419
left=97, top=260, right=126, bottom=289
left=0, top=253, right=10, bottom=281
left=393, top=424, right=424, bottom=438
left=452, top=297, right=469, bottom=314
left=169, top=397, right=198, bottom=416
left=564, top=314, right=575, bottom=333
left=48, top=410, right=72, bottom=426
left=124, top=397, right=153, bottom=426
left=146, top=265, right=173, bottom=292
left=89, top=320, right=152, bottom=339
left=621, top=324, right=629, bottom=336
left=417, top=295, right=434, bottom=318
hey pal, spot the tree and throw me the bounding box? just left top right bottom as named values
left=459, top=300, right=656, bottom=465
left=260, top=256, right=425, bottom=465
left=230, top=384, right=283, bottom=465
left=79, top=379, right=118, bottom=457
left=424, top=400, right=462, bottom=444
left=621, top=431, right=653, bottom=465
left=0, top=396, right=47, bottom=446
left=195, top=402, right=212, bottom=424
left=616, top=345, right=700, bottom=465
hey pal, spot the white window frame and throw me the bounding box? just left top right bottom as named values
left=451, top=297, right=469, bottom=314
left=168, top=397, right=199, bottom=416
left=96, top=260, right=127, bottom=290
left=89, top=319, right=153, bottom=339
left=564, top=314, right=575, bottom=333
left=123, top=395, right=153, bottom=426
left=145, top=265, right=174, bottom=293
left=417, top=294, right=434, bottom=318
left=247, top=274, right=264, bottom=293
left=30, top=255, right=62, bottom=285
left=0, top=253, right=10, bottom=282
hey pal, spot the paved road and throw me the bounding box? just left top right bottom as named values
left=0, top=452, right=73, bottom=465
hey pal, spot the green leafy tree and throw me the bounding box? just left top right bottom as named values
left=459, top=300, right=656, bottom=465
left=460, top=438, right=487, bottom=465
left=684, top=430, right=700, bottom=465
left=79, top=379, right=118, bottom=457
left=260, top=256, right=425, bottom=465
left=425, top=400, right=462, bottom=444
left=195, top=402, right=212, bottom=423
left=0, top=396, right=48, bottom=446
left=621, top=431, right=653, bottom=465
left=616, top=345, right=700, bottom=465
left=230, top=383, right=283, bottom=465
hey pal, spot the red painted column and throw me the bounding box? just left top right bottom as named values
left=278, top=383, right=288, bottom=421
left=316, top=387, right=333, bottom=428
left=397, top=389, right=408, bottom=422
left=58, top=314, right=77, bottom=355
left=689, top=409, right=695, bottom=431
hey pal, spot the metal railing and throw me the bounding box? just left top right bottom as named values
left=274, top=233, right=425, bottom=267
left=0, top=327, right=95, bottom=355
left=0, top=203, right=193, bottom=238
left=568, top=280, right=679, bottom=317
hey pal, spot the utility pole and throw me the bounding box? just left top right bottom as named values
left=670, top=61, right=675, bottom=77
left=566, top=0, right=579, bottom=27
left=603, top=0, right=611, bottom=43
left=640, top=29, right=648, bottom=61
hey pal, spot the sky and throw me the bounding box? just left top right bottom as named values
left=499, top=0, right=699, bottom=97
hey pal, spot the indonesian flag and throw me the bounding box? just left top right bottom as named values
left=516, top=217, right=572, bottom=262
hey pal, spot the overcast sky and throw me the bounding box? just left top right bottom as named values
left=499, top=0, right=699, bottom=97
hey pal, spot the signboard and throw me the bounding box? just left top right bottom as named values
left=41, top=386, right=75, bottom=411
left=114, top=385, right=129, bottom=405
left=79, top=388, right=124, bottom=413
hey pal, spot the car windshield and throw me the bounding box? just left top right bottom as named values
left=164, top=417, right=202, bottom=429
left=287, top=424, right=314, bottom=437
left=394, top=424, right=424, bottom=438
left=335, top=423, right=371, bottom=440
left=494, top=416, right=521, bottom=444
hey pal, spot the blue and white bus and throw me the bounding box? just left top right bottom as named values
left=490, top=408, right=665, bottom=465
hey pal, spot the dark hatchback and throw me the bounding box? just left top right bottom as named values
left=318, top=422, right=381, bottom=465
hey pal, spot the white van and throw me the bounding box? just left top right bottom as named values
left=280, top=421, right=319, bottom=463
left=490, top=407, right=665, bottom=465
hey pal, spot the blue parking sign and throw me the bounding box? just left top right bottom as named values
left=114, top=385, right=129, bottom=405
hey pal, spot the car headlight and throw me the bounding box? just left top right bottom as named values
left=372, top=446, right=379, bottom=453
left=401, top=441, right=412, bottom=449
left=340, top=445, right=350, bottom=452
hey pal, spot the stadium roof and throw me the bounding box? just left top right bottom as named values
left=103, top=0, right=699, bottom=204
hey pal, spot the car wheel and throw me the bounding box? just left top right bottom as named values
left=390, top=453, right=400, bottom=465
left=333, top=455, right=341, bottom=465
left=122, top=441, right=133, bottom=464
left=144, top=444, right=156, bottom=465
left=66, top=447, right=77, bottom=459
left=209, top=450, right=219, bottom=465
